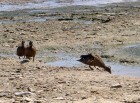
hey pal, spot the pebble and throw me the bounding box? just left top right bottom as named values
left=28, top=87, right=35, bottom=92
left=53, top=97, right=65, bottom=100
left=3, top=43, right=10, bottom=47
left=14, top=91, right=32, bottom=96
left=111, top=84, right=122, bottom=88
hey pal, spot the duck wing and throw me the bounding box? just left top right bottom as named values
left=94, top=54, right=106, bottom=66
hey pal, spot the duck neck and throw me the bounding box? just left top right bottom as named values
left=22, top=44, right=24, bottom=47
left=29, top=45, right=33, bottom=48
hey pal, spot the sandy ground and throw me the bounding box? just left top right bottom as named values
left=0, top=58, right=140, bottom=103
left=0, top=1, right=140, bottom=103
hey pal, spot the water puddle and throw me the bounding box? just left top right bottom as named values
left=73, top=19, right=93, bottom=24
left=0, top=53, right=16, bottom=58
left=0, top=44, right=140, bottom=78
left=46, top=53, right=83, bottom=67
left=109, top=62, right=140, bottom=78
left=47, top=58, right=140, bottom=77
left=122, top=44, right=140, bottom=56
left=0, top=0, right=138, bottom=12
left=45, top=53, right=140, bottom=78
left=47, top=59, right=81, bottom=67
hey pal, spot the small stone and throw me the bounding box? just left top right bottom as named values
left=111, top=84, right=122, bottom=88
left=15, top=91, right=32, bottom=96
left=3, top=43, right=10, bottom=47
left=28, top=87, right=35, bottom=92
left=31, top=35, right=34, bottom=37
left=58, top=80, right=66, bottom=84
left=9, top=77, right=15, bottom=80
left=24, top=97, right=33, bottom=102
left=53, top=97, right=65, bottom=100
left=36, top=66, right=41, bottom=69
left=81, top=96, right=87, bottom=100
left=34, top=100, right=43, bottom=103
left=20, top=33, right=26, bottom=35
left=9, top=39, right=14, bottom=41
left=38, top=60, right=42, bottom=62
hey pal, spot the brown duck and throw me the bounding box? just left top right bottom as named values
left=16, top=40, right=25, bottom=59
left=25, top=41, right=36, bottom=62
left=77, top=53, right=111, bottom=73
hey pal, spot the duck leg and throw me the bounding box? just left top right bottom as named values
left=95, top=67, right=103, bottom=72
left=89, top=65, right=94, bottom=70
left=26, top=56, right=30, bottom=60
left=33, top=57, right=34, bottom=62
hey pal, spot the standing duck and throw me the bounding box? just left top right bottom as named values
left=77, top=53, right=111, bottom=73
left=25, top=41, right=36, bottom=62
left=16, top=40, right=25, bottom=59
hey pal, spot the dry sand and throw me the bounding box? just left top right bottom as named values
left=0, top=1, right=140, bottom=103
left=0, top=58, right=140, bottom=103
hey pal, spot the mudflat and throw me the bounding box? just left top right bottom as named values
left=0, top=1, right=140, bottom=103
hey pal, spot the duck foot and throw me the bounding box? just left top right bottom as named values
left=89, top=66, right=94, bottom=70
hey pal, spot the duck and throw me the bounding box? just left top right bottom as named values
left=16, top=40, right=25, bottom=59
left=77, top=53, right=111, bottom=73
left=25, top=41, right=36, bottom=62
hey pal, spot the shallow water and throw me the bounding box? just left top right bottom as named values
left=0, top=0, right=138, bottom=11
left=47, top=58, right=82, bottom=67
left=45, top=52, right=140, bottom=78
left=46, top=53, right=83, bottom=67
left=0, top=49, right=140, bottom=77
left=47, top=59, right=140, bottom=78
left=122, top=44, right=140, bottom=56
left=109, top=62, right=140, bottom=78
left=0, top=53, right=16, bottom=58
left=46, top=43, right=140, bottom=77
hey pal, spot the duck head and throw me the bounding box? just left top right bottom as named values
left=77, top=53, right=94, bottom=64
left=29, top=41, right=33, bottom=47
left=21, top=40, right=25, bottom=46
left=105, top=66, right=111, bottom=74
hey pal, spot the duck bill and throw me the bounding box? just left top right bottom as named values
left=77, top=59, right=81, bottom=62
